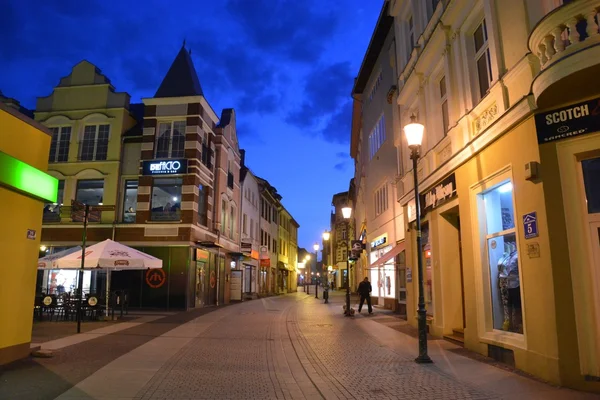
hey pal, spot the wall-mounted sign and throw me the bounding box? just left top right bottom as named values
left=241, top=241, right=252, bottom=253
left=0, top=151, right=58, bottom=202
left=535, top=97, right=600, bottom=144
left=250, top=250, right=259, bottom=260
left=523, top=212, right=539, bottom=239
left=145, top=269, right=166, bottom=289
left=142, top=159, right=188, bottom=176
left=260, top=259, right=271, bottom=267
left=406, top=267, right=413, bottom=282
left=196, top=249, right=209, bottom=262
left=26, top=229, right=36, bottom=240
left=420, top=173, right=457, bottom=215
left=370, top=235, right=387, bottom=249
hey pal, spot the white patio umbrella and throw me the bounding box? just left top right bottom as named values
left=50, top=239, right=163, bottom=317
left=54, top=239, right=162, bottom=270
left=37, top=246, right=82, bottom=269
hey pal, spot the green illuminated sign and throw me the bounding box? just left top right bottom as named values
left=0, top=151, right=58, bottom=202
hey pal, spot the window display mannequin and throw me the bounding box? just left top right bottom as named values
left=497, top=241, right=522, bottom=333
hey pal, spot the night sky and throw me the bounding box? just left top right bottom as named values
left=0, top=0, right=382, bottom=250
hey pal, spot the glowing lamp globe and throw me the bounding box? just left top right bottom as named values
left=403, top=115, right=424, bottom=148
left=341, top=207, right=352, bottom=219
left=322, top=231, right=330, bottom=241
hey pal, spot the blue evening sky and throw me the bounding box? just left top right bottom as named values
left=0, top=0, right=382, bottom=250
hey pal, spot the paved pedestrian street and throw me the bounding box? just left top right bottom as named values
left=0, top=291, right=597, bottom=400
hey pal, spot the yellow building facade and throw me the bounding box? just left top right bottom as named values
left=386, top=0, right=600, bottom=392
left=0, top=102, right=57, bottom=365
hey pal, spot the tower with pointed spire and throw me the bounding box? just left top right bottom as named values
left=118, top=44, right=243, bottom=307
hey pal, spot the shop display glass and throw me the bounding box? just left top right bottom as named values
left=151, top=178, right=182, bottom=221
left=582, top=157, right=600, bottom=214
left=480, top=181, right=523, bottom=334
left=122, top=180, right=138, bottom=223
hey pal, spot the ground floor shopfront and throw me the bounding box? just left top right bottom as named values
left=402, top=109, right=600, bottom=392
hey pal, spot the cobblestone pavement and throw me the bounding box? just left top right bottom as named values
left=129, top=291, right=595, bottom=400
left=4, top=291, right=598, bottom=399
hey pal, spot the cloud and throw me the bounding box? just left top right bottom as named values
left=286, top=62, right=354, bottom=143
left=334, top=162, right=347, bottom=171
left=226, top=0, right=340, bottom=63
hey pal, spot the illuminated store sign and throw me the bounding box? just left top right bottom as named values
left=142, top=159, right=187, bottom=175
left=370, top=235, right=387, bottom=249
left=0, top=151, right=58, bottom=202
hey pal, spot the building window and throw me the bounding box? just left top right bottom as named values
left=198, top=184, right=208, bottom=226
left=474, top=19, right=492, bottom=99
left=342, top=227, right=347, bottom=240
left=479, top=181, right=522, bottom=334
left=122, top=180, right=138, bottom=223
left=374, top=184, right=388, bottom=216
left=242, top=213, right=248, bottom=235
left=369, top=114, right=386, bottom=160
left=43, top=180, right=64, bottom=222
left=49, top=127, right=71, bottom=163
left=76, top=179, right=104, bottom=205
left=440, top=76, right=449, bottom=135
left=251, top=219, right=255, bottom=239
left=150, top=178, right=182, bottom=221
left=156, top=121, right=185, bottom=158
left=367, top=71, right=383, bottom=103
left=80, top=124, right=109, bottom=161
left=221, top=199, right=227, bottom=234
left=229, top=206, right=235, bottom=239
left=273, top=239, right=277, bottom=253
left=267, top=234, right=271, bottom=251
left=407, top=16, right=415, bottom=61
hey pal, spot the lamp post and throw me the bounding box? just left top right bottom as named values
left=322, top=231, right=330, bottom=287
left=313, top=243, right=319, bottom=299
left=305, top=255, right=311, bottom=294
left=341, top=206, right=352, bottom=316
left=404, top=115, right=433, bottom=364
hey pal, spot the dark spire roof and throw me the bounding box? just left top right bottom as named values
left=154, top=45, right=204, bottom=98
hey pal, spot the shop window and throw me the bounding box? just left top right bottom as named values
left=43, top=180, right=64, bottom=222
left=156, top=121, right=185, bottom=159
left=150, top=178, right=182, bottom=221
left=582, top=157, right=600, bottom=214
left=480, top=181, right=522, bottom=334
left=80, top=124, right=109, bottom=161
left=122, top=180, right=138, bottom=223
left=76, top=179, right=104, bottom=206
left=49, top=127, right=71, bottom=163
left=198, top=184, right=208, bottom=226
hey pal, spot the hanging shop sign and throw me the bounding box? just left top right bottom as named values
left=535, top=97, right=600, bottom=144
left=260, top=258, right=271, bottom=267
left=241, top=241, right=252, bottom=253
left=419, top=173, right=457, bottom=215
left=142, top=159, right=188, bottom=175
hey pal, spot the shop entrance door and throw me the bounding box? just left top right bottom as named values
left=195, top=261, right=205, bottom=307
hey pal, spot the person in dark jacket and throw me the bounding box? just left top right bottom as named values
left=357, top=277, right=373, bottom=314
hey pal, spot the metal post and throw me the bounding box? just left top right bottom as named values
left=314, top=251, right=319, bottom=299
left=345, top=258, right=351, bottom=316
left=76, top=204, right=89, bottom=334
left=412, top=148, right=433, bottom=364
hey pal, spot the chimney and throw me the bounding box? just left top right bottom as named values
left=240, top=149, right=246, bottom=168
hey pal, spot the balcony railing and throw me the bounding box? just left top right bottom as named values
left=530, top=0, right=600, bottom=70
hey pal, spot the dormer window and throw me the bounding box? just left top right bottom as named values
left=156, top=121, right=185, bottom=159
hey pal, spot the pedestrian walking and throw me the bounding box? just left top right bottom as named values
left=357, top=277, right=373, bottom=314
left=330, top=281, right=334, bottom=291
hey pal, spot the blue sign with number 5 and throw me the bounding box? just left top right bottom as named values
left=523, top=212, right=538, bottom=239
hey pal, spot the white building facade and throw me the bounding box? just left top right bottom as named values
left=240, top=152, right=260, bottom=297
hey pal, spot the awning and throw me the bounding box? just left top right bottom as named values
left=369, top=241, right=406, bottom=269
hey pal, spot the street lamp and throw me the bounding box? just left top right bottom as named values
left=322, top=231, right=330, bottom=286
left=341, top=206, right=352, bottom=316
left=404, top=114, right=433, bottom=364
left=313, top=243, right=319, bottom=299
left=304, top=255, right=311, bottom=294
